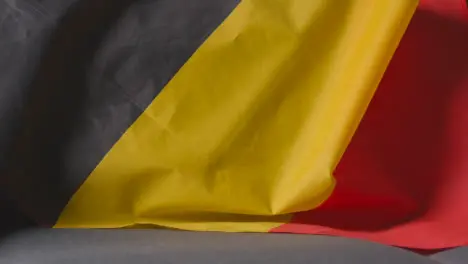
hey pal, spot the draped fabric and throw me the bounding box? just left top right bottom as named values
left=52, top=0, right=416, bottom=233
left=6, top=0, right=468, bottom=250
left=273, top=0, right=468, bottom=249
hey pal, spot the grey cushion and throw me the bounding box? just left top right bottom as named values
left=431, top=247, right=468, bottom=264
left=0, top=229, right=438, bottom=264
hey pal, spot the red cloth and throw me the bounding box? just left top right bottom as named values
left=272, top=0, right=468, bottom=249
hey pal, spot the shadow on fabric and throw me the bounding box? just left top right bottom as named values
left=1, top=0, right=136, bottom=226
left=273, top=7, right=468, bottom=249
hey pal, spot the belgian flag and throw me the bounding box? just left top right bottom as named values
left=12, top=0, right=468, bottom=250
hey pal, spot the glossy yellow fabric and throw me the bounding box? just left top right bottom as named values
left=56, top=0, right=417, bottom=231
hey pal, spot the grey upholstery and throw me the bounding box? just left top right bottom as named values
left=431, top=247, right=468, bottom=264
left=0, top=229, right=440, bottom=264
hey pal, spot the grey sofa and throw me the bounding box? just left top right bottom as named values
left=0, top=228, right=467, bottom=264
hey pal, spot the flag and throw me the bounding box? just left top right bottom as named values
left=273, top=0, right=468, bottom=249
left=54, top=0, right=416, bottom=231
left=1, top=0, right=420, bottom=247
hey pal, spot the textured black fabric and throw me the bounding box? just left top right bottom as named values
left=0, top=0, right=239, bottom=225
left=0, top=194, right=33, bottom=236
left=0, top=0, right=80, bottom=227
left=0, top=229, right=440, bottom=264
